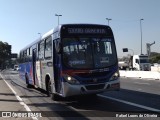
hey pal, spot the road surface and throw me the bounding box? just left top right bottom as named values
left=0, top=69, right=159, bottom=120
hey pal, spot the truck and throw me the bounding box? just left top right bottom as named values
left=118, top=61, right=129, bottom=70
left=129, top=55, right=151, bottom=71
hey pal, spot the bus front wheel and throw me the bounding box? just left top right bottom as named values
left=46, top=80, right=51, bottom=97
left=51, top=93, right=60, bottom=101
left=46, top=80, right=60, bottom=101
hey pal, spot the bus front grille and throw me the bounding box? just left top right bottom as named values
left=85, top=84, right=105, bottom=90
left=81, top=78, right=108, bottom=84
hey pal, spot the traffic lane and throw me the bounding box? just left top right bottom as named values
left=3, top=70, right=151, bottom=117
left=5, top=71, right=160, bottom=120
left=120, top=77, right=160, bottom=95
left=101, top=77, right=160, bottom=111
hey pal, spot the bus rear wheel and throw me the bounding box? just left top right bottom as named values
left=25, top=74, right=30, bottom=88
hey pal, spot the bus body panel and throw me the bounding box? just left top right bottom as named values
left=41, top=59, right=54, bottom=90
left=19, top=62, right=34, bottom=85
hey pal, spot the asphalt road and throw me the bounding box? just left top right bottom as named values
left=0, top=69, right=160, bottom=120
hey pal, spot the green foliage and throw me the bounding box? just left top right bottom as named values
left=0, top=41, right=11, bottom=69
left=150, top=52, right=160, bottom=64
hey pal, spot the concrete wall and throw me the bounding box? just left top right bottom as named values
left=120, top=70, right=160, bottom=80
left=151, top=66, right=160, bottom=72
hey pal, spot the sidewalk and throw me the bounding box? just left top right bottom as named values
left=0, top=73, right=32, bottom=120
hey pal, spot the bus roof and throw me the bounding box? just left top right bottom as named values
left=53, top=23, right=110, bottom=32
left=55, top=23, right=109, bottom=29
left=41, top=29, right=54, bottom=40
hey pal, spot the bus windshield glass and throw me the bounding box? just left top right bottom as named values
left=62, top=37, right=117, bottom=69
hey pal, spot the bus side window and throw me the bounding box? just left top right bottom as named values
left=39, top=40, right=45, bottom=59
left=30, top=47, right=32, bottom=56
left=24, top=50, right=27, bottom=62
left=28, top=47, right=32, bottom=61
left=21, top=51, right=24, bottom=63
left=19, top=52, right=22, bottom=63
left=45, top=36, right=52, bottom=59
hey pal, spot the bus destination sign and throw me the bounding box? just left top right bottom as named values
left=68, top=28, right=107, bottom=34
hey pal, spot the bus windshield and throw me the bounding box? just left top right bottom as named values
left=62, top=37, right=117, bottom=69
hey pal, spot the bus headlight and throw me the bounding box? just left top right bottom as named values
left=109, top=71, right=119, bottom=81
left=63, top=75, right=80, bottom=84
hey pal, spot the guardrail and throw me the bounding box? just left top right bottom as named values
left=120, top=70, right=160, bottom=80
left=151, top=66, right=160, bottom=72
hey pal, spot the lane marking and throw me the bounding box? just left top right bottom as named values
left=98, top=94, right=160, bottom=113
left=0, top=74, right=38, bottom=120
left=134, top=82, right=150, bottom=85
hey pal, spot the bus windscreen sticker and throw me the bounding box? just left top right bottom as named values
left=69, top=60, right=85, bottom=66
left=100, top=57, right=109, bottom=63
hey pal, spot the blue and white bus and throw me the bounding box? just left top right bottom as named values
left=19, top=24, right=120, bottom=100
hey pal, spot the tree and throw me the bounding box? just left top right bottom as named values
left=150, top=52, right=160, bottom=64
left=0, top=41, right=11, bottom=69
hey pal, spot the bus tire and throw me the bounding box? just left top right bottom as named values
left=46, top=80, right=51, bottom=97
left=51, top=93, right=60, bottom=101
left=88, top=94, right=97, bottom=99
left=25, top=74, right=30, bottom=88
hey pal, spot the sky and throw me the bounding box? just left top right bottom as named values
left=0, top=0, right=160, bottom=58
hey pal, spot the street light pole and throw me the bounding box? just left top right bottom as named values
left=140, top=19, right=144, bottom=54
left=55, top=14, right=62, bottom=25
left=106, top=18, right=112, bottom=26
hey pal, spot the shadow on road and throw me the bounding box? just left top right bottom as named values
left=102, top=88, right=160, bottom=110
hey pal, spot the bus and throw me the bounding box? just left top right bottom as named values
left=19, top=24, right=120, bottom=100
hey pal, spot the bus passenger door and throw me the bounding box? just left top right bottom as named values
left=32, top=48, right=41, bottom=87
left=32, top=48, right=42, bottom=88
left=53, top=41, right=61, bottom=93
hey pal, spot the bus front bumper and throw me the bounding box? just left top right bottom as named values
left=62, top=79, right=120, bottom=97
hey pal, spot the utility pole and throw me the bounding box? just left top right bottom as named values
left=106, top=18, right=112, bottom=26
left=55, top=14, right=62, bottom=25
left=140, top=19, right=144, bottom=54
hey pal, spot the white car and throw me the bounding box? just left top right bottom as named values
left=14, top=65, right=19, bottom=71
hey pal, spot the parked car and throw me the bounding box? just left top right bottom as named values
left=14, top=65, right=19, bottom=71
